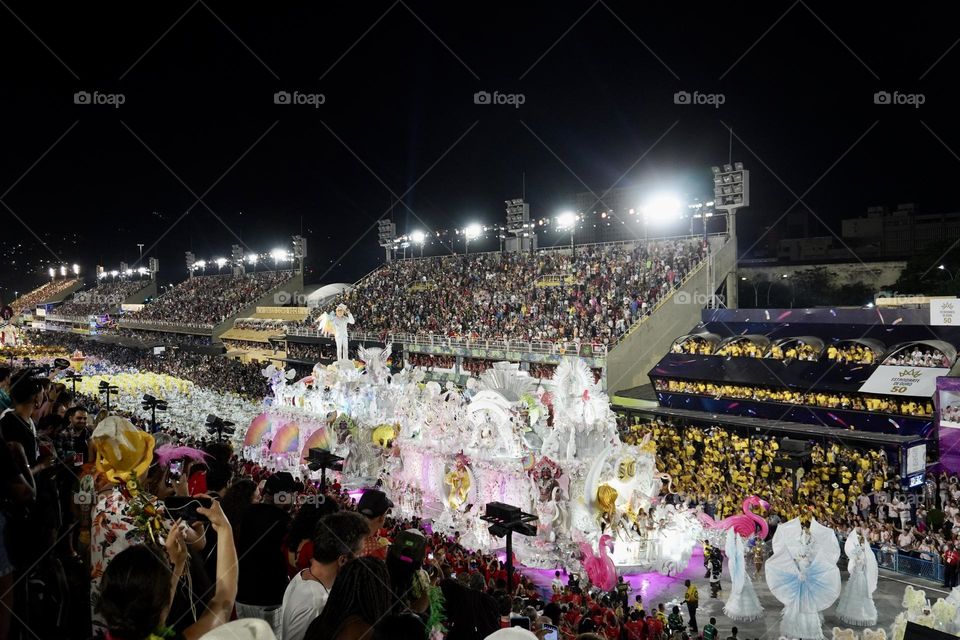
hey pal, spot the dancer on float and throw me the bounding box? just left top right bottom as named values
left=319, top=303, right=354, bottom=362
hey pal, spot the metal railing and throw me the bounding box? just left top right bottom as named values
left=283, top=326, right=608, bottom=357
left=118, top=319, right=216, bottom=334
left=44, top=314, right=94, bottom=324
left=870, top=545, right=943, bottom=583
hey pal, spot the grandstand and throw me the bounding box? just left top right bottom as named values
left=47, top=279, right=155, bottom=321
left=10, top=277, right=84, bottom=314
left=119, top=270, right=301, bottom=338
left=288, top=233, right=737, bottom=389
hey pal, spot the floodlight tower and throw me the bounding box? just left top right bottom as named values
left=712, top=162, right=750, bottom=308
left=378, top=220, right=397, bottom=262
left=231, top=244, right=246, bottom=276
left=291, top=235, right=307, bottom=275
left=185, top=251, right=196, bottom=278
left=505, top=198, right=535, bottom=253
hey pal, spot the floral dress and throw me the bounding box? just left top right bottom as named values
left=89, top=485, right=170, bottom=637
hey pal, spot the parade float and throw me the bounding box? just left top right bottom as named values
left=248, top=345, right=708, bottom=576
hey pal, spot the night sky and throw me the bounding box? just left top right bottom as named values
left=1, top=2, right=956, bottom=297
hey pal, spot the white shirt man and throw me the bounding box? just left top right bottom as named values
left=280, top=511, right=369, bottom=640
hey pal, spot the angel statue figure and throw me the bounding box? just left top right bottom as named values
left=444, top=452, right=472, bottom=511
left=319, top=303, right=355, bottom=362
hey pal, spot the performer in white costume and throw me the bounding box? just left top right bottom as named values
left=835, top=527, right=878, bottom=626
left=723, top=528, right=764, bottom=621
left=765, top=517, right=841, bottom=640
left=320, top=304, right=355, bottom=362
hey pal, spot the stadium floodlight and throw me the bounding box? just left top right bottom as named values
left=246, top=254, right=259, bottom=264
left=110, top=270, right=119, bottom=277
left=556, top=211, right=578, bottom=253
left=60, top=265, right=67, bottom=277
left=270, top=248, right=287, bottom=263
left=72, top=264, right=80, bottom=275
left=409, top=230, right=427, bottom=257
left=734, top=162, right=744, bottom=171
left=125, top=269, right=134, bottom=276
left=194, top=260, right=206, bottom=271
left=556, top=211, right=577, bottom=230
left=711, top=166, right=721, bottom=175
left=48, top=267, right=55, bottom=279
left=464, top=223, right=482, bottom=255
left=214, top=257, right=228, bottom=270
left=137, top=267, right=149, bottom=275
left=642, top=193, right=683, bottom=224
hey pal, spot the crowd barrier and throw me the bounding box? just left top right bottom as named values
left=870, top=545, right=944, bottom=583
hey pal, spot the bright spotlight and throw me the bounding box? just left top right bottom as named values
left=556, top=212, right=577, bottom=230
left=194, top=260, right=206, bottom=270
left=410, top=230, right=426, bottom=244
left=72, top=263, right=80, bottom=275
left=60, top=265, right=67, bottom=276
left=642, top=194, right=683, bottom=224
left=246, top=254, right=259, bottom=264
left=214, top=257, right=228, bottom=268
left=270, top=248, right=287, bottom=263
left=48, top=267, right=55, bottom=278
left=110, top=270, right=119, bottom=277
left=464, top=224, right=482, bottom=240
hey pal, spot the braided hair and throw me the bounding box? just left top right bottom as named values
left=306, top=557, right=392, bottom=639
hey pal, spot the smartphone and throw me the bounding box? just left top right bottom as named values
left=510, top=617, right=530, bottom=630
left=542, top=624, right=559, bottom=640
left=164, top=496, right=212, bottom=522
left=169, top=460, right=183, bottom=478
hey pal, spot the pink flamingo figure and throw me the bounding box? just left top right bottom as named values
left=580, top=534, right=617, bottom=590
left=698, top=495, right=770, bottom=540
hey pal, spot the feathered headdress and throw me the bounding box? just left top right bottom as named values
left=154, top=444, right=211, bottom=468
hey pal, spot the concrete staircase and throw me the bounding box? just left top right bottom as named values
left=606, top=234, right=737, bottom=394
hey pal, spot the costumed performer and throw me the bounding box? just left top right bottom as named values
left=330, top=304, right=355, bottom=362
left=723, top=528, right=764, bottom=621
left=834, top=527, right=878, bottom=626
left=764, top=516, right=841, bottom=640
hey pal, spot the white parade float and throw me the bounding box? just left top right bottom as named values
left=251, top=347, right=705, bottom=576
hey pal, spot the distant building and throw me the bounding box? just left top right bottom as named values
left=774, top=203, right=960, bottom=261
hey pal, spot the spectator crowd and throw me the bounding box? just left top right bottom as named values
left=126, top=271, right=294, bottom=329
left=53, top=280, right=148, bottom=317
left=9, top=278, right=83, bottom=314
left=307, top=239, right=707, bottom=346
left=655, top=378, right=935, bottom=417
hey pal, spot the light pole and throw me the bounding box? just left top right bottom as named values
left=464, top=224, right=481, bottom=255
left=712, top=162, right=750, bottom=308
left=410, top=230, right=426, bottom=258
left=938, top=264, right=956, bottom=280
left=556, top=212, right=577, bottom=255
